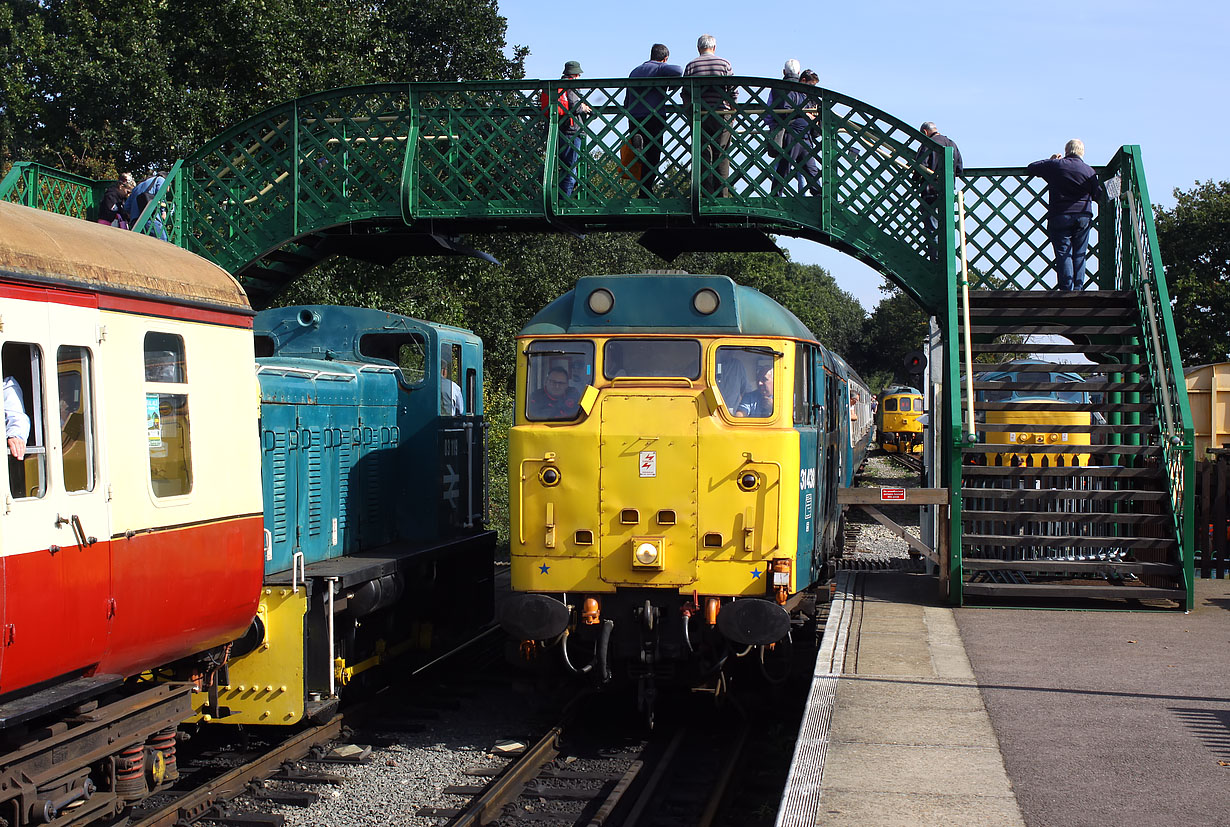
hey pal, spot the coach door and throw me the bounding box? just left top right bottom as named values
left=0, top=294, right=110, bottom=693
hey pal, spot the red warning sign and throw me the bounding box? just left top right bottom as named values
left=880, top=487, right=907, bottom=501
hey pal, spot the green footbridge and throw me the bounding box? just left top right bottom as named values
left=0, top=77, right=1194, bottom=609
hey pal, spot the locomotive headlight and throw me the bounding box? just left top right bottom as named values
left=632, top=537, right=665, bottom=568
left=587, top=288, right=615, bottom=315
left=539, top=466, right=561, bottom=486
left=692, top=288, right=720, bottom=315
left=738, top=472, right=760, bottom=492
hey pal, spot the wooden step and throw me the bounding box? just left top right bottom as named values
left=960, top=488, right=1169, bottom=504
left=960, top=582, right=1186, bottom=602
left=969, top=363, right=1145, bottom=374
left=971, top=401, right=1152, bottom=412
left=962, top=559, right=1180, bottom=576
left=969, top=423, right=1156, bottom=434
left=961, top=444, right=1159, bottom=455
left=961, top=510, right=1170, bottom=526
left=962, top=306, right=1137, bottom=321
left=960, top=466, right=1164, bottom=479
left=967, top=324, right=1139, bottom=337
left=966, top=289, right=1135, bottom=307
left=962, top=534, right=1176, bottom=550
left=966, top=343, right=1143, bottom=354
left=970, top=379, right=1151, bottom=393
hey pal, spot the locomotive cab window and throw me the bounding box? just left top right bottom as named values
left=359, top=332, right=427, bottom=387
left=3, top=342, right=47, bottom=499
left=884, top=397, right=898, bottom=412
left=525, top=340, right=594, bottom=422
left=716, top=345, right=779, bottom=419
left=603, top=339, right=701, bottom=380
left=57, top=346, right=95, bottom=493
left=145, top=332, right=192, bottom=498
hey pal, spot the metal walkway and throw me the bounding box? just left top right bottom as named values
left=0, top=78, right=1195, bottom=608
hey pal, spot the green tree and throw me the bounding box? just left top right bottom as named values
left=855, top=281, right=929, bottom=385
left=1155, top=180, right=1230, bottom=365
left=0, top=0, right=526, bottom=175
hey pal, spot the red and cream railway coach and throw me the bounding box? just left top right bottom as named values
left=0, top=201, right=263, bottom=825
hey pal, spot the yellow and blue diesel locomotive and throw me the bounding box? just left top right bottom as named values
left=971, top=359, right=1094, bottom=468
left=193, top=306, right=495, bottom=726
left=876, top=385, right=925, bottom=453
left=497, top=273, right=870, bottom=703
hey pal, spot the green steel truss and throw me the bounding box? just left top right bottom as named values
left=0, top=80, right=1193, bottom=607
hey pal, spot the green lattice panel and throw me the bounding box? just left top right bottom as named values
left=1, top=163, right=98, bottom=219
left=413, top=86, right=545, bottom=216
left=959, top=169, right=1102, bottom=291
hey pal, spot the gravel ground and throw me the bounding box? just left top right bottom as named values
left=245, top=674, right=563, bottom=827
left=846, top=451, right=925, bottom=561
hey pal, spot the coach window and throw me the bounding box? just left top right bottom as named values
left=57, top=346, right=95, bottom=493
left=2, top=342, right=47, bottom=499
left=715, top=345, right=778, bottom=419
left=359, top=332, right=427, bottom=387
left=525, top=340, right=595, bottom=422
left=145, top=332, right=192, bottom=497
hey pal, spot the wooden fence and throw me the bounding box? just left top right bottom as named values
left=1195, top=450, right=1230, bottom=578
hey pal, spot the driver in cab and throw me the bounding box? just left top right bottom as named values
left=735, top=365, right=774, bottom=417
left=528, top=367, right=580, bottom=419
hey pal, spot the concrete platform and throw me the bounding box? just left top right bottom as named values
left=777, top=572, right=1230, bottom=827
left=778, top=571, right=1024, bottom=826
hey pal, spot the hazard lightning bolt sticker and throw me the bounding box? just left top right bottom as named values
left=639, top=450, right=657, bottom=478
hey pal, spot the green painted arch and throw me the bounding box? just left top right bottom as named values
left=170, top=78, right=957, bottom=310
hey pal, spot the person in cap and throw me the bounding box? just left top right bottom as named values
left=1026, top=139, right=1104, bottom=291
left=625, top=44, right=683, bottom=196
left=98, top=173, right=136, bottom=229
left=554, top=60, right=592, bottom=196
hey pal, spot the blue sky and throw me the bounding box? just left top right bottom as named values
left=499, top=0, right=1228, bottom=312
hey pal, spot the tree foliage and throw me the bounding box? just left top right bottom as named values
left=853, top=281, right=929, bottom=391
left=0, top=0, right=527, bottom=175
left=1155, top=180, right=1230, bottom=365
left=283, top=234, right=867, bottom=393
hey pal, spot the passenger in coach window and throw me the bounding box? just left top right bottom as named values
left=736, top=365, right=775, bottom=417
left=4, top=375, right=29, bottom=460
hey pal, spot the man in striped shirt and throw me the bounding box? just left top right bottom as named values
left=684, top=34, right=736, bottom=197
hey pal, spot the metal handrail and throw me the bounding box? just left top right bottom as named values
left=957, top=189, right=976, bottom=442
left=1125, top=190, right=1177, bottom=441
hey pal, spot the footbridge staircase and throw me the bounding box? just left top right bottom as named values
left=1, top=79, right=1194, bottom=608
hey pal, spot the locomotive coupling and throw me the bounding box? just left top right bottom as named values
left=496, top=594, right=570, bottom=641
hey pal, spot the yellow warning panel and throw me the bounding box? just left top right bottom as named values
left=191, top=587, right=307, bottom=725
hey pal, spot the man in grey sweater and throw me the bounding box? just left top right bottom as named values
left=684, top=34, right=736, bottom=197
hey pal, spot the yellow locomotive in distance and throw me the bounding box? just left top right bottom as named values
left=875, top=385, right=924, bottom=453
left=973, top=360, right=1095, bottom=468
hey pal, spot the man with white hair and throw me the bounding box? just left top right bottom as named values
left=684, top=34, right=736, bottom=197
left=1027, top=139, right=1103, bottom=291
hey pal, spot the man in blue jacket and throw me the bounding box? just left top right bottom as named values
left=1027, top=139, right=1102, bottom=290
left=625, top=44, right=683, bottom=196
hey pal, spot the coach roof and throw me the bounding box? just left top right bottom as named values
left=0, top=201, right=250, bottom=313
left=520, top=273, right=816, bottom=339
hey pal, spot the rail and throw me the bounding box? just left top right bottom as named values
left=1108, top=146, right=1195, bottom=593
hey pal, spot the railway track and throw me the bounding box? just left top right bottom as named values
left=124, top=626, right=508, bottom=827
left=427, top=710, right=752, bottom=827
left=887, top=450, right=924, bottom=475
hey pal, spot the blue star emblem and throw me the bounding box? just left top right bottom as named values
left=751, top=567, right=762, bottom=579
left=539, top=563, right=550, bottom=574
